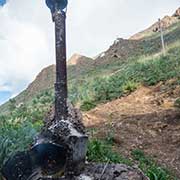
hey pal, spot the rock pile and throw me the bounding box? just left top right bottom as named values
left=39, top=163, right=149, bottom=180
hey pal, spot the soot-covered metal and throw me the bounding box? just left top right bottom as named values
left=2, top=1, right=88, bottom=179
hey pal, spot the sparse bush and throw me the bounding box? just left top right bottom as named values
left=0, top=117, right=42, bottom=179
left=131, top=149, right=174, bottom=180
left=122, top=81, right=139, bottom=94
left=68, top=45, right=180, bottom=109
left=87, top=141, right=176, bottom=180
left=87, top=139, right=131, bottom=165
left=174, top=98, right=180, bottom=108
left=8, top=99, right=16, bottom=113
left=80, top=101, right=96, bottom=111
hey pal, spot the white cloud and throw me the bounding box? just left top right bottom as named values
left=0, top=84, right=11, bottom=92
left=0, top=3, right=53, bottom=94
left=0, top=0, right=179, bottom=101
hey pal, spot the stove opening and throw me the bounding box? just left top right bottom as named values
left=31, top=143, right=67, bottom=175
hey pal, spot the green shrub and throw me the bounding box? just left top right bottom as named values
left=147, top=166, right=171, bottom=180
left=0, top=115, right=43, bottom=179
left=131, top=149, right=174, bottom=180
left=87, top=141, right=176, bottom=180
left=174, top=98, right=180, bottom=108
left=87, top=139, right=131, bottom=165
left=68, top=45, right=180, bottom=109
left=80, top=101, right=96, bottom=111
left=122, top=81, right=139, bottom=94
left=8, top=99, right=16, bottom=112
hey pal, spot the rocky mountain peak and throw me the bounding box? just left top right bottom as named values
left=67, top=53, right=84, bottom=65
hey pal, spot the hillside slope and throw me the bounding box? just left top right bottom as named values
left=130, top=15, right=179, bottom=40
left=84, top=80, right=180, bottom=177
left=0, top=8, right=180, bottom=114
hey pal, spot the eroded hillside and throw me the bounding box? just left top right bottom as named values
left=84, top=79, right=180, bottom=177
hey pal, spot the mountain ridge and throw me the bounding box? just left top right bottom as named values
left=0, top=7, right=180, bottom=114
left=130, top=8, right=180, bottom=40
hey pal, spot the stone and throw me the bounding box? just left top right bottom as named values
left=173, top=8, right=180, bottom=17
left=39, top=163, right=149, bottom=180
left=79, top=163, right=149, bottom=180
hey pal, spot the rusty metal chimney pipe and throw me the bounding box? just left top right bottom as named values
left=53, top=10, right=68, bottom=120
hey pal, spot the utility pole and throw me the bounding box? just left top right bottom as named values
left=158, top=18, right=166, bottom=56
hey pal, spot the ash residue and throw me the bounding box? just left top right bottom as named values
left=49, top=121, right=71, bottom=137
left=81, top=163, right=149, bottom=180
left=67, top=102, right=86, bottom=134
left=38, top=163, right=149, bottom=180
left=44, top=102, right=86, bottom=135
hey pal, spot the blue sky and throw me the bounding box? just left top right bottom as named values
left=0, top=0, right=179, bottom=105
left=0, top=0, right=6, bottom=6
left=0, top=91, right=11, bottom=104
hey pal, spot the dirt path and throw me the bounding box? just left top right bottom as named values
left=83, top=80, right=180, bottom=177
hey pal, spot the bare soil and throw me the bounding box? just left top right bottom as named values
left=83, top=79, right=180, bottom=177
